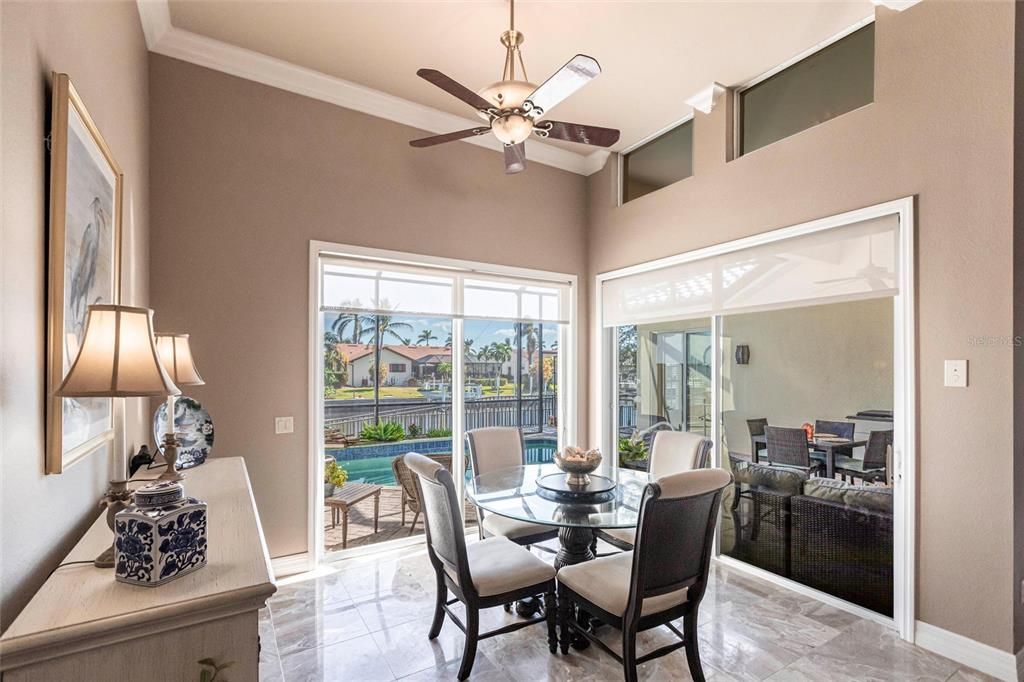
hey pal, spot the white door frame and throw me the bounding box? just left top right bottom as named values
left=593, top=197, right=916, bottom=641
left=307, top=240, right=579, bottom=569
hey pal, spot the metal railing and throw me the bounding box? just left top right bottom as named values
left=325, top=394, right=558, bottom=438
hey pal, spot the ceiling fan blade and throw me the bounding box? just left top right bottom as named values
left=538, top=120, right=620, bottom=147
left=504, top=142, right=526, bottom=174
left=416, top=69, right=494, bottom=112
left=524, top=54, right=601, bottom=118
left=409, top=127, right=491, bottom=148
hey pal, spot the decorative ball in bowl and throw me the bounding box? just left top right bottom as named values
left=554, top=446, right=603, bottom=487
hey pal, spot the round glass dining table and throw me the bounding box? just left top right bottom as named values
left=466, top=463, right=652, bottom=568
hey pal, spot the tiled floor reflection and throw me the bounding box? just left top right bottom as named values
left=261, top=542, right=994, bottom=681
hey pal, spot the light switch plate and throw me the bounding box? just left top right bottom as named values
left=275, top=416, right=294, bottom=434
left=944, top=360, right=967, bottom=388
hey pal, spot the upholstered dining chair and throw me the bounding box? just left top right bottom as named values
left=404, top=453, right=557, bottom=681
left=466, top=427, right=559, bottom=548
left=764, top=425, right=825, bottom=476
left=599, top=430, right=712, bottom=550
left=835, top=429, right=892, bottom=484
left=557, top=468, right=732, bottom=682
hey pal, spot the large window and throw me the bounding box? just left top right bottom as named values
left=316, top=253, right=573, bottom=554
left=739, top=23, right=874, bottom=155
left=621, top=119, right=693, bottom=203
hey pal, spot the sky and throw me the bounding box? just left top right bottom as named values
left=324, top=313, right=558, bottom=353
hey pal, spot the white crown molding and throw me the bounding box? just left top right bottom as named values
left=685, top=82, right=726, bottom=115
left=871, top=0, right=922, bottom=10
left=914, top=621, right=1018, bottom=681
left=136, top=0, right=600, bottom=176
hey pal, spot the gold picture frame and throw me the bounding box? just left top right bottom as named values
left=46, top=73, right=123, bottom=474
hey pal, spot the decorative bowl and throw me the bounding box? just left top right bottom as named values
left=554, top=446, right=603, bottom=487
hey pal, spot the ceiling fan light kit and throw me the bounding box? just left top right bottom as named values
left=409, top=0, right=620, bottom=173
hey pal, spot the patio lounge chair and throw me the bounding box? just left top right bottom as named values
left=393, top=453, right=453, bottom=534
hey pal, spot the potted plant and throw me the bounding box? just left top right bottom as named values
left=618, top=431, right=649, bottom=469
left=324, top=460, right=348, bottom=499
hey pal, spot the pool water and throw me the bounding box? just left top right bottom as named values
left=329, top=438, right=557, bottom=486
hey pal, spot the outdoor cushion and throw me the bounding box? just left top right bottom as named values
left=803, top=478, right=893, bottom=514
left=833, top=455, right=884, bottom=474
left=445, top=536, right=554, bottom=597
left=729, top=456, right=806, bottom=496
left=557, top=551, right=688, bottom=617
left=482, top=513, right=555, bottom=541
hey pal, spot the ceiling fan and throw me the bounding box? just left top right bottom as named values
left=409, top=0, right=620, bottom=174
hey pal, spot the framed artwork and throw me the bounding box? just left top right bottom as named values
left=46, top=73, right=123, bottom=474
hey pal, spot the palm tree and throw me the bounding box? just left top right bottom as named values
left=416, top=329, right=437, bottom=345
left=359, top=315, right=414, bottom=346
left=332, top=312, right=372, bottom=344
left=464, top=338, right=475, bottom=358
left=490, top=340, right=512, bottom=388
left=443, top=333, right=453, bottom=348
left=521, top=323, right=538, bottom=392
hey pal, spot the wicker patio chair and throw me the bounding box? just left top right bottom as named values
left=764, top=425, right=825, bottom=476
left=834, top=429, right=892, bottom=484
left=811, top=419, right=856, bottom=463
left=393, top=453, right=453, bottom=534
left=746, top=417, right=768, bottom=461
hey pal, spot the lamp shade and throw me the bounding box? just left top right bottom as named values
left=57, top=305, right=180, bottom=398
left=155, top=333, right=205, bottom=386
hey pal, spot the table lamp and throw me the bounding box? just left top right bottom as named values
left=154, top=333, right=205, bottom=480
left=56, top=304, right=180, bottom=567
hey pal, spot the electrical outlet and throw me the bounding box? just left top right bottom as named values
left=943, top=360, right=968, bottom=388
left=275, top=416, right=294, bottom=434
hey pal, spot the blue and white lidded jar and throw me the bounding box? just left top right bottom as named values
left=114, top=480, right=208, bottom=587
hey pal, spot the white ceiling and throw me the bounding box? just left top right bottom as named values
left=161, top=0, right=873, bottom=160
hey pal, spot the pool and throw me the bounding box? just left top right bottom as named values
left=327, top=437, right=557, bottom=486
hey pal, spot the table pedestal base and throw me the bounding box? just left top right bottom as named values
left=555, top=526, right=596, bottom=569
left=555, top=526, right=598, bottom=649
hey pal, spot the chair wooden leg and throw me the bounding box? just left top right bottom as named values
left=683, top=610, right=705, bottom=682
left=457, top=605, right=479, bottom=680
left=408, top=510, right=420, bottom=536
left=622, top=625, right=639, bottom=682
left=428, top=571, right=447, bottom=639
left=545, top=589, right=557, bottom=653
left=557, top=586, right=571, bottom=654
left=400, top=492, right=406, bottom=526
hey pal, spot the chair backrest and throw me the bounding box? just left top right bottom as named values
left=466, top=427, right=525, bottom=476
left=403, top=453, right=474, bottom=594
left=864, top=430, right=893, bottom=469
left=814, top=420, right=855, bottom=441
left=393, top=454, right=453, bottom=512
left=765, top=426, right=812, bottom=468
left=628, top=468, right=732, bottom=621
left=649, top=431, right=712, bottom=477
left=746, top=418, right=769, bottom=437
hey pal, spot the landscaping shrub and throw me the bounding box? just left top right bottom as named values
left=361, top=421, right=406, bottom=442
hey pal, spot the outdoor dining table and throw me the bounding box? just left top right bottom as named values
left=466, top=463, right=651, bottom=568
left=751, top=434, right=867, bottom=478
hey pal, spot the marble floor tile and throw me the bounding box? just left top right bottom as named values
left=273, top=597, right=370, bottom=656
left=354, top=583, right=443, bottom=632
left=263, top=545, right=994, bottom=682
left=767, top=619, right=959, bottom=682
left=280, top=632, right=395, bottom=681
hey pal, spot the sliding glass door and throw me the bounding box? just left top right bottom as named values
left=315, top=251, right=573, bottom=555
left=600, top=205, right=911, bottom=625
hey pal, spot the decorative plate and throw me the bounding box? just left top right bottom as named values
left=153, top=396, right=214, bottom=469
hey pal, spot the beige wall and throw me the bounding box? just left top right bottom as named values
left=1014, top=0, right=1024, bottom=652
left=148, top=55, right=588, bottom=559
left=588, top=1, right=1015, bottom=651
left=721, top=299, right=893, bottom=456
left=1, top=1, right=150, bottom=630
